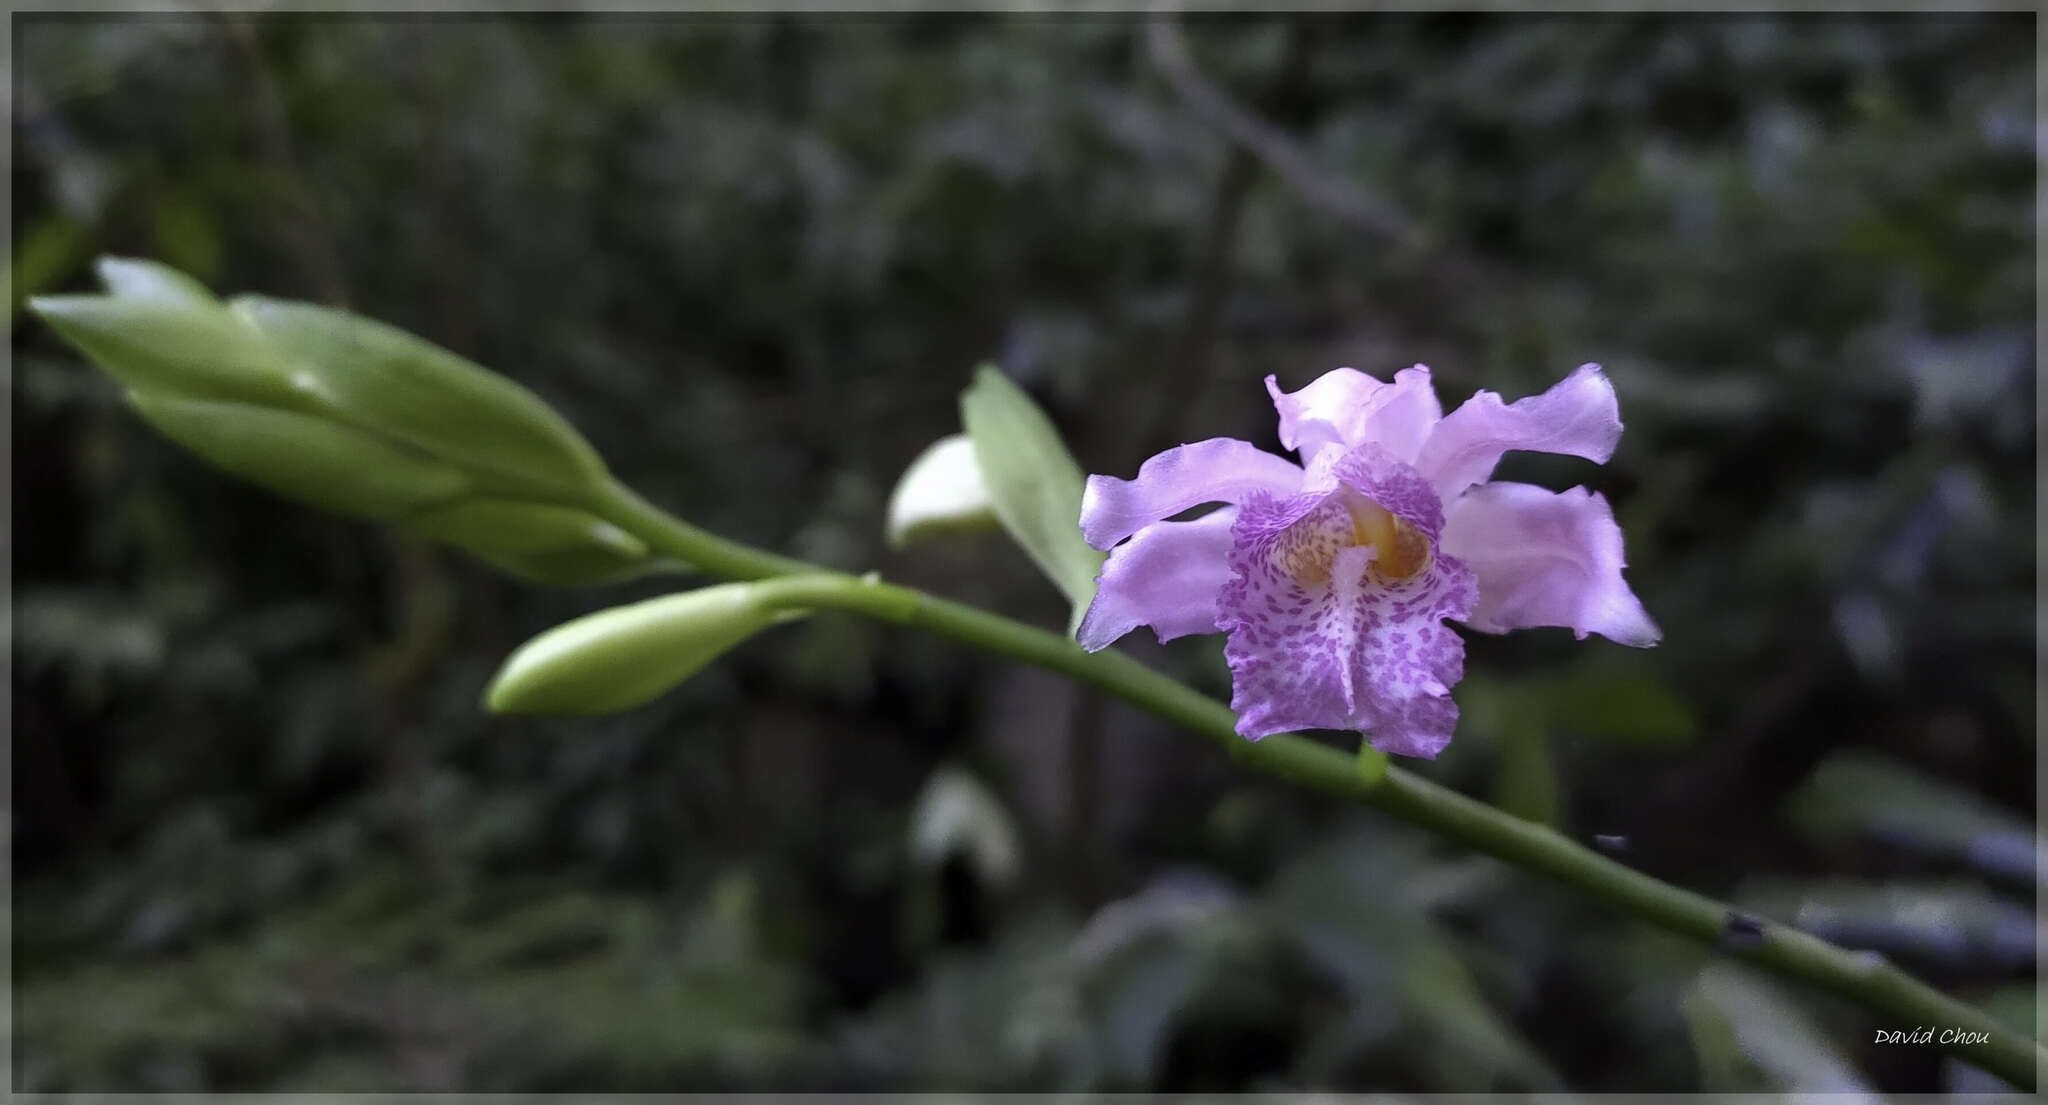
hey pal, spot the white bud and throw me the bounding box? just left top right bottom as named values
left=885, top=434, right=999, bottom=550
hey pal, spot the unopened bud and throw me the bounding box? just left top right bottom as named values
left=885, top=434, right=999, bottom=550
left=128, top=391, right=469, bottom=520
left=485, top=583, right=804, bottom=715
left=232, top=296, right=607, bottom=496
left=29, top=293, right=309, bottom=410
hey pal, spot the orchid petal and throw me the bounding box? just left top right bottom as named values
left=1415, top=363, right=1622, bottom=498
left=1074, top=508, right=1237, bottom=651
left=1440, top=481, right=1660, bottom=646
left=1079, top=437, right=1303, bottom=550
left=1265, top=365, right=1442, bottom=466
left=1217, top=446, right=1477, bottom=759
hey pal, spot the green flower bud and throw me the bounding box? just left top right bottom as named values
left=28, top=293, right=311, bottom=411
left=231, top=296, right=607, bottom=497
left=128, top=391, right=469, bottom=520
left=405, top=498, right=652, bottom=587
left=484, top=584, right=801, bottom=715
left=94, top=256, right=218, bottom=308
left=885, top=433, right=999, bottom=550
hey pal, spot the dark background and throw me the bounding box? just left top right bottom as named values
left=12, top=11, right=2037, bottom=1093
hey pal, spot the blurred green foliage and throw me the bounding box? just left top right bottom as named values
left=13, top=11, right=2035, bottom=1093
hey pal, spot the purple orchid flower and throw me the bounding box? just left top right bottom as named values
left=1075, top=364, right=1659, bottom=758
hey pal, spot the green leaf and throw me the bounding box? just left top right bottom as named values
left=884, top=433, right=1000, bottom=550
left=1400, top=941, right=1563, bottom=1091
left=1787, top=751, right=2038, bottom=884
left=1267, top=834, right=1559, bottom=1091
left=127, top=391, right=470, bottom=521
left=484, top=584, right=801, bottom=715
left=1737, top=877, right=2036, bottom=972
left=958, top=365, right=1104, bottom=634
left=403, top=498, right=653, bottom=587
left=231, top=296, right=609, bottom=497
left=1684, top=964, right=1872, bottom=1094
left=29, top=293, right=310, bottom=410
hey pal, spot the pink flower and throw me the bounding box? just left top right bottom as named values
left=1075, top=364, right=1659, bottom=758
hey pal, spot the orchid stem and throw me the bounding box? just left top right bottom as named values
left=589, top=476, right=2043, bottom=1091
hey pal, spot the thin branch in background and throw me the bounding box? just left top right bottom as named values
left=1146, top=5, right=1505, bottom=299
left=1130, top=15, right=1324, bottom=467
left=220, top=13, right=352, bottom=309
left=1147, top=4, right=1412, bottom=245
left=1085, top=18, right=1325, bottom=913
left=1076, top=22, right=1328, bottom=910
left=403, top=21, right=479, bottom=360
left=219, top=13, right=455, bottom=879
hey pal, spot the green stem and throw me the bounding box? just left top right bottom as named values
left=597, top=480, right=817, bottom=580
left=589, top=478, right=2043, bottom=1090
